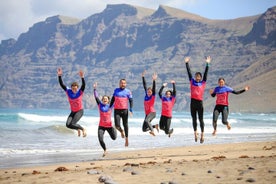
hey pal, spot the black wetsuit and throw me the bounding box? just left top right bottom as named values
left=142, top=76, right=157, bottom=132
left=58, top=76, right=85, bottom=131
left=185, top=63, right=209, bottom=133
left=211, top=86, right=246, bottom=130
left=110, top=88, right=133, bottom=138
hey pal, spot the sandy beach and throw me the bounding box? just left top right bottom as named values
left=0, top=141, right=275, bottom=184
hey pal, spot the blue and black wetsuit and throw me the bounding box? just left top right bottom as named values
left=58, top=76, right=85, bottom=131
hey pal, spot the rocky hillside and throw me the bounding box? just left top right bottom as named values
left=0, top=4, right=275, bottom=113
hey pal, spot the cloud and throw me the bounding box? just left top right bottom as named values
left=0, top=0, right=175, bottom=40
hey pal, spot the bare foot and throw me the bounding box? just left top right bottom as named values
left=82, top=129, right=87, bottom=137
left=200, top=133, right=204, bottom=144
left=120, top=130, right=125, bottom=138
left=194, top=132, right=198, bottom=142
left=149, top=131, right=155, bottom=136
left=102, top=151, right=106, bottom=157
left=227, top=123, right=231, bottom=130
left=168, top=128, right=173, bottom=138
left=125, top=137, right=129, bottom=147
left=212, top=130, right=216, bottom=136
left=155, top=124, right=159, bottom=133
left=77, top=129, right=81, bottom=137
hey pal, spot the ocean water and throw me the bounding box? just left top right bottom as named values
left=0, top=108, right=275, bottom=169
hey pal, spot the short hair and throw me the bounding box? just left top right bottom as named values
left=71, top=82, right=79, bottom=87
left=195, top=72, right=202, bottom=78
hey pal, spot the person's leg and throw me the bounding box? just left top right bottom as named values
left=121, top=109, right=129, bottom=147
left=145, top=112, right=156, bottom=136
left=190, top=101, right=198, bottom=142
left=159, top=116, right=165, bottom=131
left=66, top=110, right=86, bottom=137
left=212, top=106, right=220, bottom=135
left=98, top=127, right=106, bottom=154
left=107, top=127, right=117, bottom=140
left=222, top=106, right=231, bottom=130
left=114, top=110, right=124, bottom=138
left=164, top=117, right=172, bottom=135
left=198, top=102, right=204, bottom=143
left=142, top=115, right=150, bottom=132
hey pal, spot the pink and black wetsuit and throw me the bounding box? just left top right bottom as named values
left=110, top=87, right=133, bottom=138
left=58, top=76, right=85, bottom=131
left=211, top=86, right=246, bottom=130
left=186, top=62, right=209, bottom=133
left=142, top=76, right=157, bottom=132
left=158, top=83, right=176, bottom=135
left=94, top=89, right=117, bottom=151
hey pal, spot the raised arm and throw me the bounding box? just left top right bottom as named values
left=159, top=83, right=167, bottom=98
left=184, top=57, right=193, bottom=81
left=171, top=80, right=176, bottom=96
left=57, top=68, right=67, bottom=91
left=93, top=82, right=100, bottom=105
left=152, top=72, right=157, bottom=95
left=203, top=56, right=211, bottom=82
left=142, top=70, right=147, bottom=91
left=79, top=70, right=85, bottom=92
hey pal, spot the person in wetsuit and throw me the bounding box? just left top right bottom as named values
left=93, top=82, right=117, bottom=157
left=57, top=68, right=87, bottom=137
left=185, top=56, right=211, bottom=143
left=110, top=79, right=133, bottom=147
left=159, top=80, right=176, bottom=137
left=142, top=70, right=159, bottom=136
left=209, top=77, right=250, bottom=135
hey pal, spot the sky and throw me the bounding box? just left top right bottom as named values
left=0, top=0, right=275, bottom=41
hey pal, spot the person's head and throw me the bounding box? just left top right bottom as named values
left=165, top=90, right=172, bottom=98
left=194, top=72, right=202, bottom=82
left=119, top=79, right=127, bottom=89
left=101, top=95, right=110, bottom=104
left=218, top=77, right=225, bottom=87
left=71, top=82, right=79, bottom=93
left=147, top=87, right=153, bottom=96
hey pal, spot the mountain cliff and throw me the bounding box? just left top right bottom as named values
left=0, top=4, right=275, bottom=113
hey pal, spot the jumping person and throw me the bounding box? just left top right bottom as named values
left=93, top=82, right=117, bottom=157
left=159, top=80, right=176, bottom=137
left=57, top=68, right=87, bottom=137
left=110, top=79, right=133, bottom=147
left=209, top=77, right=250, bottom=135
left=142, top=70, right=159, bottom=136
left=184, top=56, right=211, bottom=143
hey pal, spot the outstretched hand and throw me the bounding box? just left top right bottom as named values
left=209, top=89, right=214, bottom=95
left=245, top=86, right=250, bottom=91
left=184, top=57, right=190, bottom=63
left=93, top=82, right=97, bottom=89
left=206, top=56, right=211, bottom=63
left=163, top=82, right=168, bottom=87
left=152, top=72, right=157, bottom=80
left=57, top=68, right=62, bottom=76
left=79, top=70, right=84, bottom=78
left=142, top=70, right=146, bottom=77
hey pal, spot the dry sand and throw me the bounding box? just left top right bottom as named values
left=0, top=141, right=275, bottom=184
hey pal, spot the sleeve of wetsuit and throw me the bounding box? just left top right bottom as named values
left=185, top=62, right=192, bottom=81
left=203, top=64, right=209, bottom=82
left=232, top=89, right=246, bottom=95
left=172, top=83, right=176, bottom=96
left=94, top=89, right=100, bottom=105
left=58, top=76, right=67, bottom=91
left=159, top=86, right=164, bottom=99
left=129, top=97, right=133, bottom=110
left=142, top=76, right=147, bottom=91
left=152, top=80, right=156, bottom=95
left=109, top=96, right=115, bottom=108
left=80, top=77, right=85, bottom=91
